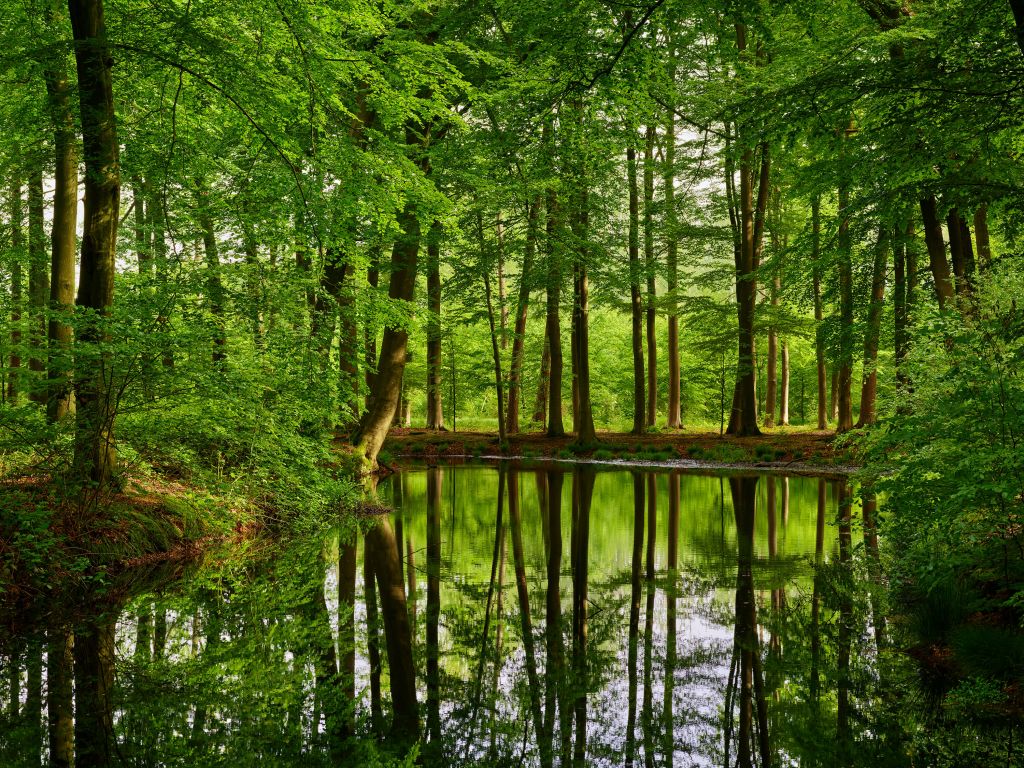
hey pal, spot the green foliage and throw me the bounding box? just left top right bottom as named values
left=862, top=267, right=1024, bottom=613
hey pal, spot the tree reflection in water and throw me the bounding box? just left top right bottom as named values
left=2, top=464, right=1019, bottom=767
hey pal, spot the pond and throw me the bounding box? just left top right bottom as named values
left=0, top=462, right=1001, bottom=766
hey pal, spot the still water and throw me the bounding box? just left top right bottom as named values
left=0, top=463, right=923, bottom=766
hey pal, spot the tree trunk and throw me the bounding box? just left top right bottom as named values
left=426, top=224, right=445, bottom=430
left=856, top=225, right=889, bottom=427
left=779, top=341, right=789, bottom=426
left=338, top=537, right=357, bottom=740
left=532, top=336, right=549, bottom=425
left=726, top=139, right=764, bottom=437
left=1012, top=0, right=1024, bottom=56
left=365, top=513, right=420, bottom=740
left=946, top=207, right=976, bottom=303
left=483, top=262, right=507, bottom=448
left=571, top=467, right=594, bottom=765
left=812, top=198, right=827, bottom=429
left=830, top=366, right=839, bottom=422
left=624, top=472, right=644, bottom=768
left=28, top=168, right=49, bottom=404
left=496, top=212, right=507, bottom=348
left=73, top=618, right=115, bottom=767
left=837, top=129, right=855, bottom=433
left=544, top=164, right=565, bottom=437
left=973, top=204, right=992, bottom=266
left=47, top=627, right=74, bottom=768
left=7, top=181, right=23, bottom=404
left=509, top=468, right=550, bottom=767
left=571, top=233, right=597, bottom=445
left=425, top=468, right=442, bottom=743
left=565, top=99, right=598, bottom=446
left=765, top=275, right=778, bottom=428
left=364, top=545, right=384, bottom=734
left=664, top=99, right=681, bottom=429
left=70, top=0, right=121, bottom=489
left=354, top=203, right=421, bottom=467
left=336, top=262, right=359, bottom=427
left=919, top=195, right=954, bottom=311
left=507, top=198, right=539, bottom=433
left=364, top=243, right=381, bottom=411
left=627, top=140, right=645, bottom=435
left=643, top=125, right=657, bottom=427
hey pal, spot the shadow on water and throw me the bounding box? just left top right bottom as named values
left=1, top=462, right=1022, bottom=766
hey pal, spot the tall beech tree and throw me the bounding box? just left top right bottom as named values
left=69, top=0, right=121, bottom=489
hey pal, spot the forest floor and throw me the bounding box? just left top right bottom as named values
left=383, top=427, right=855, bottom=474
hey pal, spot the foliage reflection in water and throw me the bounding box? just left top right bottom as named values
left=1, top=464, right=1019, bottom=766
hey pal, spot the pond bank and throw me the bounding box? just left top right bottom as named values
left=382, top=428, right=853, bottom=471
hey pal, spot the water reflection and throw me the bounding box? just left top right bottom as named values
left=2, top=463, right=998, bottom=767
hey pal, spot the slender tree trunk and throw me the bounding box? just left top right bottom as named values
left=813, top=201, right=826, bottom=431
left=336, top=262, right=359, bottom=427
left=837, top=126, right=855, bottom=433
left=509, top=468, right=551, bottom=768
left=7, top=181, right=23, bottom=403
left=829, top=367, right=839, bottom=422
left=544, top=122, right=565, bottom=437
left=779, top=341, right=789, bottom=426
left=70, top=0, right=121, bottom=489
left=641, top=474, right=656, bottom=768
left=543, top=470, right=567, bottom=763
left=624, top=472, right=644, bottom=768
left=364, top=244, right=380, bottom=411
left=856, top=225, right=889, bottom=427
left=837, top=482, right=853, bottom=747
left=571, top=468, right=594, bottom=766
left=28, top=169, right=49, bottom=404
left=643, top=125, right=657, bottom=428
left=364, top=547, right=383, bottom=734
left=532, top=336, right=550, bottom=425
left=426, top=468, right=442, bottom=743
left=765, top=275, right=778, bottom=428
left=627, top=140, right=645, bottom=435
left=664, top=98, right=681, bottom=429
left=339, top=537, right=357, bottom=740
left=481, top=216, right=508, bottom=446
left=426, top=224, right=444, bottom=430
left=496, top=212, right=508, bottom=347
left=571, top=253, right=596, bottom=445
left=507, top=199, right=539, bottom=433
left=663, top=473, right=680, bottom=766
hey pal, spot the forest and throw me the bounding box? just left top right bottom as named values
left=1, top=0, right=1023, bottom=766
